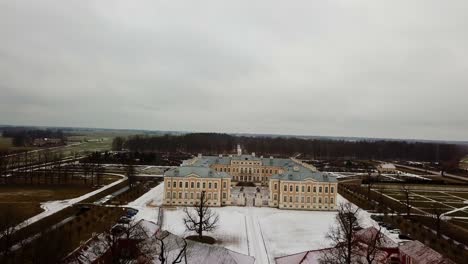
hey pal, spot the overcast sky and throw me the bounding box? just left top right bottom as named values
left=1, top=1, right=467, bottom=141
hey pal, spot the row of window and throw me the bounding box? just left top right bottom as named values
left=169, top=180, right=227, bottom=189
left=167, top=191, right=228, bottom=200
left=231, top=161, right=261, bottom=165
left=215, top=166, right=279, bottom=174
left=277, top=184, right=334, bottom=194
left=235, top=175, right=268, bottom=182
left=281, top=195, right=334, bottom=204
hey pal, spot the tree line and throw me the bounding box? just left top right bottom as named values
left=2, top=128, right=65, bottom=147
left=115, top=133, right=467, bottom=162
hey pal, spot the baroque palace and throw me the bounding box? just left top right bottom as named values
left=163, top=146, right=338, bottom=211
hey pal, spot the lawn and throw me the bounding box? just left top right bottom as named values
left=0, top=175, right=119, bottom=226
left=0, top=184, right=100, bottom=226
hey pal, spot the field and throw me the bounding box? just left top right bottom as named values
left=372, top=186, right=468, bottom=229
left=0, top=185, right=94, bottom=225
left=0, top=175, right=120, bottom=226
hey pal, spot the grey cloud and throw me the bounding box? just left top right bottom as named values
left=0, top=0, right=467, bottom=140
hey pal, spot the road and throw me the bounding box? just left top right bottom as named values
left=394, top=163, right=468, bottom=183
left=245, top=208, right=270, bottom=264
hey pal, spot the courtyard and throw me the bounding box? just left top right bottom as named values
left=128, top=182, right=394, bottom=263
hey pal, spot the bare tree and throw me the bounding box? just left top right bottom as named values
left=360, top=227, right=385, bottom=264
left=125, top=161, right=136, bottom=189
left=429, top=205, right=445, bottom=237
left=400, top=184, right=412, bottom=216
left=183, top=191, right=219, bottom=240
left=0, top=206, right=25, bottom=262
left=154, top=230, right=187, bottom=264
left=320, top=202, right=361, bottom=264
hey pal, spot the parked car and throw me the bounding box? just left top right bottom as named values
left=399, top=234, right=413, bottom=240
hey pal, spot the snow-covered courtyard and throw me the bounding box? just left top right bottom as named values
left=127, top=182, right=394, bottom=264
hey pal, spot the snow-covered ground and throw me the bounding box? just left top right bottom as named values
left=129, top=182, right=402, bottom=263
left=126, top=183, right=164, bottom=223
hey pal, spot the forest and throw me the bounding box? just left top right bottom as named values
left=1, top=128, right=65, bottom=147
left=116, top=133, right=467, bottom=162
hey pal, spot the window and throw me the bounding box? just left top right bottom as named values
left=331, top=187, right=334, bottom=193
left=319, top=198, right=322, bottom=203
left=190, top=193, right=194, bottom=199
left=325, top=197, right=328, bottom=203
left=307, top=186, right=311, bottom=192
left=173, top=181, right=176, bottom=188
left=289, top=196, right=293, bottom=202
left=197, top=192, right=200, bottom=199
left=178, top=192, right=182, bottom=199
left=274, top=194, right=277, bottom=200
left=185, top=182, right=188, bottom=188
left=307, top=197, right=310, bottom=203
left=301, top=197, right=304, bottom=203
left=214, top=193, right=218, bottom=200
left=208, top=193, right=212, bottom=199
left=284, top=185, right=287, bottom=191
left=191, top=182, right=194, bottom=188
left=184, top=192, right=188, bottom=199
left=173, top=192, right=176, bottom=198
left=223, top=182, right=226, bottom=188
left=319, top=187, right=322, bottom=193
left=223, top=192, right=226, bottom=199
left=284, top=196, right=287, bottom=202
left=313, top=186, right=316, bottom=192
left=197, top=182, right=200, bottom=188
left=313, top=197, right=316, bottom=203
left=289, top=185, right=293, bottom=192
left=202, top=182, right=206, bottom=189
left=331, top=198, right=334, bottom=204
left=208, top=182, right=212, bottom=189
left=166, top=192, right=170, bottom=198
left=325, top=187, right=328, bottom=193
left=274, top=183, right=277, bottom=190
left=302, top=186, right=305, bottom=192
left=295, top=196, right=299, bottom=202
left=296, top=186, right=299, bottom=192
left=179, top=181, right=182, bottom=188
left=214, top=182, right=218, bottom=189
